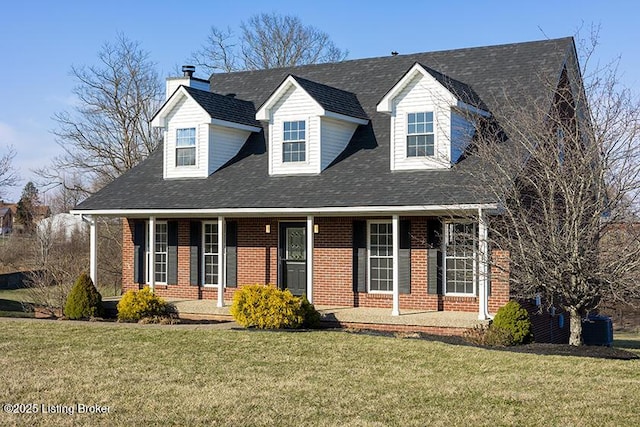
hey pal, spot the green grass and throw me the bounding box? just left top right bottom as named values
left=0, top=320, right=638, bottom=426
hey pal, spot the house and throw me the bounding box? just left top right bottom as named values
left=0, top=207, right=12, bottom=235
left=72, top=37, right=583, bottom=320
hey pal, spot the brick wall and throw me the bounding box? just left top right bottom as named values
left=119, top=216, right=510, bottom=313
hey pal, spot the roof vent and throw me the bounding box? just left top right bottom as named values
left=182, top=65, right=196, bottom=78
left=225, top=93, right=236, bottom=98
left=391, top=51, right=399, bottom=56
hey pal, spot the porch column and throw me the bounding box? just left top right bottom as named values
left=478, top=208, right=490, bottom=320
left=88, top=216, right=97, bottom=286
left=148, top=216, right=156, bottom=292
left=217, top=216, right=225, bottom=308
left=306, top=215, right=314, bottom=303
left=392, top=214, right=400, bottom=316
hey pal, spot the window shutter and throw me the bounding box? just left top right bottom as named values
left=167, top=221, right=178, bottom=285
left=352, top=220, right=367, bottom=293
left=133, top=221, right=146, bottom=285
left=426, top=218, right=442, bottom=248
left=225, top=221, right=238, bottom=288
left=189, top=221, right=202, bottom=286
left=427, top=248, right=442, bottom=295
left=399, top=219, right=411, bottom=294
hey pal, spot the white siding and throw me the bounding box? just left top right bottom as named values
left=320, top=117, right=358, bottom=170
left=163, top=95, right=211, bottom=179
left=269, top=85, right=323, bottom=175
left=208, top=125, right=251, bottom=174
left=450, top=110, right=475, bottom=163
left=391, top=73, right=455, bottom=171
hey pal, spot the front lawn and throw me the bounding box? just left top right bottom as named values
left=0, top=319, right=638, bottom=426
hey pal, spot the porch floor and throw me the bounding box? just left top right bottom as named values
left=161, top=298, right=488, bottom=333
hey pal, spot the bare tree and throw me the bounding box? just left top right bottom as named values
left=41, top=34, right=163, bottom=196
left=190, top=13, right=348, bottom=75
left=461, top=33, right=640, bottom=345
left=0, top=145, right=18, bottom=199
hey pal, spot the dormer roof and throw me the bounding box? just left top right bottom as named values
left=377, top=62, right=490, bottom=115
left=256, top=75, right=368, bottom=124
left=152, top=86, right=262, bottom=131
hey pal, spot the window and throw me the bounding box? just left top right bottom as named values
left=407, top=112, right=434, bottom=157
left=203, top=222, right=219, bottom=285
left=444, top=222, right=477, bottom=295
left=145, top=222, right=168, bottom=284
left=176, top=127, right=196, bottom=166
left=283, top=120, right=306, bottom=162
left=369, top=222, right=393, bottom=292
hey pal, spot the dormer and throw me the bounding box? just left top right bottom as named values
left=256, top=75, right=368, bottom=175
left=377, top=63, right=489, bottom=170
left=151, top=85, right=261, bottom=179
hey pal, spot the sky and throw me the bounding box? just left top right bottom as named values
left=1, top=0, right=639, bottom=202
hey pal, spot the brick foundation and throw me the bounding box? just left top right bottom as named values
left=121, top=216, right=511, bottom=313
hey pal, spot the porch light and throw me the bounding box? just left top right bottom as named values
left=265, top=224, right=271, bottom=233
left=313, top=224, right=319, bottom=234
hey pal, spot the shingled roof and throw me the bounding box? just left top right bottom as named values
left=181, top=86, right=261, bottom=128
left=288, top=75, right=368, bottom=120
left=75, top=37, right=574, bottom=213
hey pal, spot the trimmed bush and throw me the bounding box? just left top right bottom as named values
left=64, top=273, right=103, bottom=320
left=230, top=284, right=320, bottom=329
left=491, top=301, right=533, bottom=345
left=117, top=287, right=170, bottom=322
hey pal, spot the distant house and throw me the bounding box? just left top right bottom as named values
left=0, top=207, right=12, bottom=235
left=72, top=37, right=586, bottom=322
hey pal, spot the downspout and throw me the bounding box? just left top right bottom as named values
left=478, top=208, right=491, bottom=320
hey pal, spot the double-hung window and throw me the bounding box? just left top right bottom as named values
left=145, top=221, right=168, bottom=284
left=407, top=112, right=434, bottom=157
left=444, top=222, right=477, bottom=295
left=203, top=222, right=219, bottom=285
left=368, top=221, right=393, bottom=292
left=283, top=120, right=306, bottom=162
left=176, top=127, right=196, bottom=166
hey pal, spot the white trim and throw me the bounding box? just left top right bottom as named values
left=217, top=216, right=225, bottom=308
left=367, top=219, right=393, bottom=295
left=202, top=220, right=219, bottom=287
left=88, top=217, right=97, bottom=286
left=148, top=217, right=156, bottom=291
left=71, top=203, right=499, bottom=218
left=306, top=215, right=314, bottom=303
left=392, top=215, right=400, bottom=316
left=210, top=118, right=261, bottom=133
left=323, top=111, right=368, bottom=125
left=442, top=220, right=478, bottom=297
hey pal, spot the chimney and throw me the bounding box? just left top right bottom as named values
left=165, top=65, right=210, bottom=100
left=182, top=65, right=196, bottom=77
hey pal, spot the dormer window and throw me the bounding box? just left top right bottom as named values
left=176, top=128, right=196, bottom=166
left=407, top=112, right=435, bottom=157
left=283, top=120, right=306, bottom=162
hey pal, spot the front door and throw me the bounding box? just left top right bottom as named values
left=279, top=223, right=306, bottom=296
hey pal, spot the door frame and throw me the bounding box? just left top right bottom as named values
left=278, top=221, right=307, bottom=294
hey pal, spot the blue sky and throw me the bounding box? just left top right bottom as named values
left=1, top=0, right=639, bottom=202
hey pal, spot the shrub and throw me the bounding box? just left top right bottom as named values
left=117, top=287, right=170, bottom=322
left=491, top=301, right=533, bottom=345
left=463, top=323, right=516, bottom=347
left=230, top=284, right=321, bottom=329
left=64, top=273, right=103, bottom=320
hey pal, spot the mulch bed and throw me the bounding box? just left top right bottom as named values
left=346, top=329, right=639, bottom=360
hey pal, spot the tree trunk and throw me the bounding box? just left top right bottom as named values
left=569, top=308, right=583, bottom=346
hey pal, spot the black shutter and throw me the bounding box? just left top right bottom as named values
left=225, top=221, right=238, bottom=288
left=190, top=221, right=202, bottom=286
left=427, top=248, right=443, bottom=295
left=133, top=221, right=146, bottom=284
left=426, top=218, right=442, bottom=248
left=167, top=221, right=178, bottom=285
left=399, top=219, right=411, bottom=294
left=352, top=220, right=367, bottom=293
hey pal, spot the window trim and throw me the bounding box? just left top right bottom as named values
left=175, top=127, right=197, bottom=167
left=367, top=220, right=394, bottom=294
left=406, top=111, right=435, bottom=158
left=145, top=220, right=168, bottom=285
left=442, top=220, right=477, bottom=296
left=282, top=120, right=307, bottom=163
left=202, top=221, right=220, bottom=287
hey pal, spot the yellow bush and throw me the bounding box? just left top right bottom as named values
left=117, top=287, right=170, bottom=322
left=231, top=284, right=320, bottom=329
